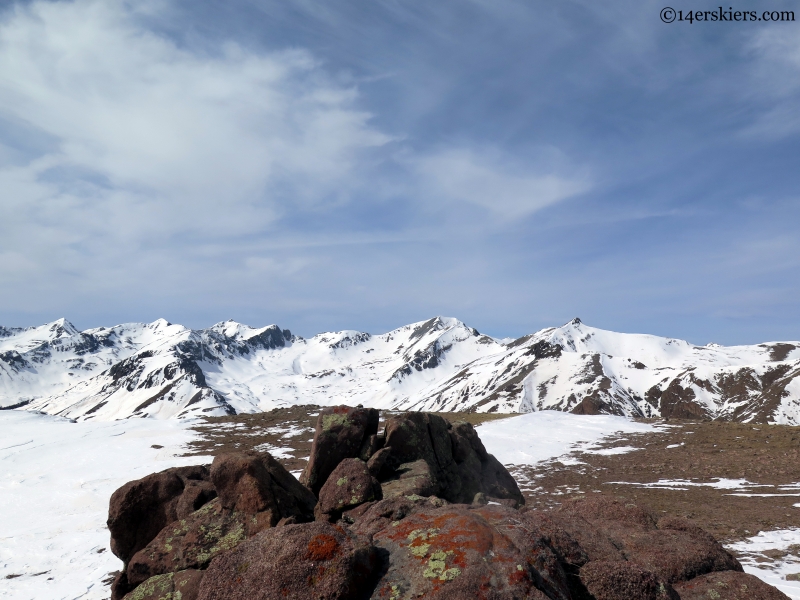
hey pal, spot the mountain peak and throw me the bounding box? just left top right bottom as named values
left=49, top=318, right=79, bottom=336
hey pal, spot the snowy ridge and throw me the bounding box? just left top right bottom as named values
left=1, top=316, right=799, bottom=423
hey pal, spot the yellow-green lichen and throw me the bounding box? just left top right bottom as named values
left=127, top=572, right=175, bottom=600
left=422, top=550, right=458, bottom=581
left=337, top=477, right=348, bottom=486
left=407, top=528, right=439, bottom=543
left=322, top=414, right=350, bottom=430
left=409, top=543, right=430, bottom=557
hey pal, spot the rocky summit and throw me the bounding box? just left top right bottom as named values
left=2, top=316, right=800, bottom=423
left=106, top=407, right=789, bottom=600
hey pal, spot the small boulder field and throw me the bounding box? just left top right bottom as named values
left=107, top=406, right=789, bottom=600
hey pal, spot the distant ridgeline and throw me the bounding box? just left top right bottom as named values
left=1, top=316, right=799, bottom=423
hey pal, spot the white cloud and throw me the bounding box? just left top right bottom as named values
left=0, top=0, right=389, bottom=254
left=0, top=0, right=591, bottom=322
left=413, top=148, right=589, bottom=219
left=741, top=27, right=800, bottom=139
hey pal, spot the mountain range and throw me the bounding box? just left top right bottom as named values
left=1, top=317, right=799, bottom=424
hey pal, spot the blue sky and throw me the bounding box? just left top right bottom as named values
left=1, top=0, right=799, bottom=344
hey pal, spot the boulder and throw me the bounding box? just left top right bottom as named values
left=579, top=560, right=679, bottom=600
left=300, top=405, right=380, bottom=496
left=108, top=465, right=216, bottom=565
left=126, top=498, right=252, bottom=587
left=673, top=570, right=791, bottom=600
left=210, top=451, right=316, bottom=521
left=122, top=569, right=204, bottom=600
left=315, top=458, right=382, bottom=522
left=348, top=495, right=449, bottom=540
left=366, top=446, right=392, bottom=477
left=196, top=521, right=380, bottom=600
left=380, top=459, right=439, bottom=499
left=380, top=413, right=524, bottom=506
left=368, top=504, right=568, bottom=600
left=553, top=497, right=741, bottom=584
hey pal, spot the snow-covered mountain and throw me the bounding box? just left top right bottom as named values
left=1, top=317, right=799, bottom=424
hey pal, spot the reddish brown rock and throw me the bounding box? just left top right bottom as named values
left=108, top=465, right=216, bottom=564
left=380, top=458, right=439, bottom=499
left=210, top=450, right=316, bottom=521
left=625, top=522, right=741, bottom=583
left=366, top=446, right=392, bottom=477
left=673, top=570, right=791, bottom=600
left=558, top=495, right=657, bottom=530
left=122, top=569, right=204, bottom=600
left=300, top=405, right=380, bottom=496
left=380, top=413, right=524, bottom=506
left=196, top=521, right=380, bottom=600
left=368, top=504, right=566, bottom=600
left=554, top=497, right=740, bottom=584
left=348, top=495, right=448, bottom=540
left=315, top=458, right=382, bottom=522
left=126, top=498, right=253, bottom=587
left=579, top=560, right=679, bottom=600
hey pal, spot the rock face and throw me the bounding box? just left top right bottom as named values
left=107, top=408, right=790, bottom=600
left=315, top=458, right=382, bottom=522
left=210, top=451, right=316, bottom=521
left=107, top=465, right=216, bottom=564
left=122, top=569, right=204, bottom=600
left=380, top=412, right=525, bottom=506
left=195, top=521, right=380, bottom=600
left=301, top=405, right=380, bottom=496
left=579, top=561, right=679, bottom=600
left=125, top=498, right=252, bottom=587
left=369, top=503, right=568, bottom=599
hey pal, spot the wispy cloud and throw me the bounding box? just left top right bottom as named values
left=412, top=147, right=589, bottom=220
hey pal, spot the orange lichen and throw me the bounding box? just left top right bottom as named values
left=305, top=534, right=341, bottom=561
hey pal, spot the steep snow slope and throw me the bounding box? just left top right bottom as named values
left=2, top=316, right=799, bottom=423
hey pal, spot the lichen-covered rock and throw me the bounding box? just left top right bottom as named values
left=315, top=458, right=382, bottom=522
left=348, top=495, right=448, bottom=540
left=126, top=498, right=254, bottom=587
left=210, top=450, right=316, bottom=520
left=196, top=521, right=380, bottom=600
left=108, top=465, right=216, bottom=564
left=380, top=413, right=524, bottom=506
left=579, top=560, right=679, bottom=600
left=122, top=569, right=204, bottom=600
left=673, top=570, right=791, bottom=600
left=368, top=504, right=565, bottom=600
left=301, top=405, right=380, bottom=496
left=380, top=459, right=439, bottom=499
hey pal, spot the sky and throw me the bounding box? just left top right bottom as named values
left=0, top=0, right=799, bottom=344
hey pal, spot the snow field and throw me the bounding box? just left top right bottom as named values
left=0, top=411, right=211, bottom=600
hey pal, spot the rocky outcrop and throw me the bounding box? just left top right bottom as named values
left=210, top=451, right=316, bottom=521
left=195, top=521, right=380, bottom=600
left=301, top=405, right=380, bottom=496
left=122, top=569, right=204, bottom=600
left=107, top=407, right=789, bottom=600
left=107, top=465, right=216, bottom=565
left=579, top=561, right=679, bottom=600
left=315, top=458, right=382, bottom=522
left=380, top=412, right=525, bottom=506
